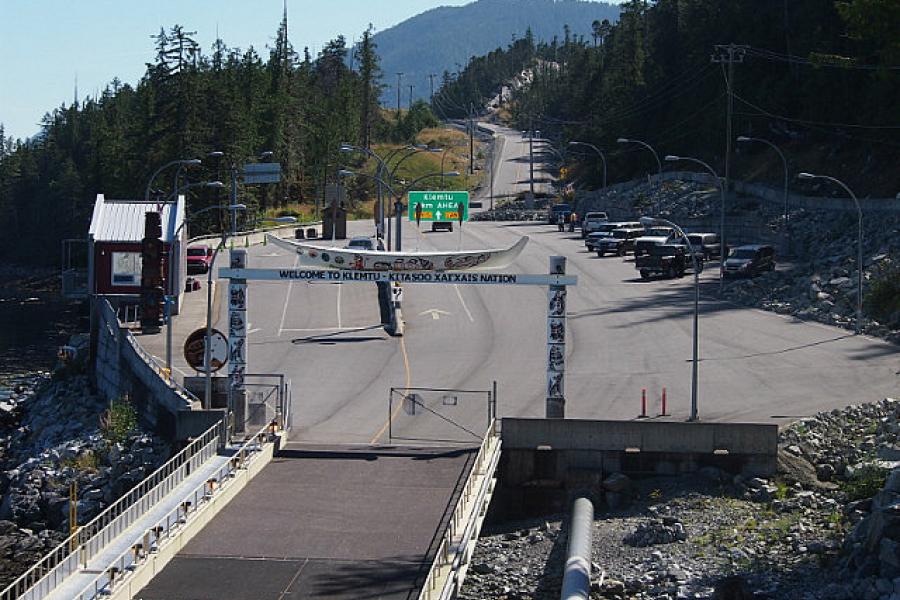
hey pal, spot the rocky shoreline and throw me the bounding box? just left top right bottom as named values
left=460, top=398, right=900, bottom=600
left=0, top=345, right=170, bottom=590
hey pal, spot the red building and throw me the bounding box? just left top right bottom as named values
left=88, top=195, right=187, bottom=311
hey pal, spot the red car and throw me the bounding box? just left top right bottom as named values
left=186, top=245, right=214, bottom=274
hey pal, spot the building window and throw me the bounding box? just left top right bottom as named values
left=111, top=252, right=142, bottom=286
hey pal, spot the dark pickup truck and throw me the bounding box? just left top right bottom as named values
left=635, top=244, right=705, bottom=279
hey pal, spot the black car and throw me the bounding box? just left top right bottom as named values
left=596, top=227, right=645, bottom=257
left=723, top=244, right=776, bottom=278
left=635, top=244, right=705, bottom=279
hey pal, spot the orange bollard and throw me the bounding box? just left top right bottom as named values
left=661, top=387, right=668, bottom=416
left=639, top=388, right=647, bottom=418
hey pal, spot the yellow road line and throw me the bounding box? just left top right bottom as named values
left=369, top=336, right=412, bottom=444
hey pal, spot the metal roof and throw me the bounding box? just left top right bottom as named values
left=88, top=194, right=185, bottom=243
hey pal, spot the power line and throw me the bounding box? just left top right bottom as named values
left=733, top=92, right=900, bottom=130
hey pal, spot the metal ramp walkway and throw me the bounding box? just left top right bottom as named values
left=135, top=426, right=499, bottom=600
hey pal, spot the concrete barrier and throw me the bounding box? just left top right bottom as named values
left=495, top=418, right=778, bottom=519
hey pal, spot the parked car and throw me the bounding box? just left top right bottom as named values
left=186, top=245, right=213, bottom=274
left=635, top=244, right=705, bottom=279
left=585, top=221, right=642, bottom=251
left=432, top=221, right=454, bottom=232
left=686, top=233, right=722, bottom=259
left=723, top=244, right=776, bottom=278
left=346, top=236, right=376, bottom=250
left=596, top=227, right=645, bottom=257
left=580, top=211, right=609, bottom=238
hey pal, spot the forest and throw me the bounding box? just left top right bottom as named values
left=436, top=0, right=900, bottom=195
left=0, top=16, right=438, bottom=264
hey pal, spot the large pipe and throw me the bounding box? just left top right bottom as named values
left=560, top=496, right=594, bottom=600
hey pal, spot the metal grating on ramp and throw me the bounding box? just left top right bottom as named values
left=136, top=444, right=478, bottom=600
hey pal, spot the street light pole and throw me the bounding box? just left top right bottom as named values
left=737, top=136, right=790, bottom=251
left=798, top=173, right=864, bottom=334
left=665, top=155, right=726, bottom=294
left=163, top=184, right=227, bottom=373
left=617, top=138, right=661, bottom=180
left=568, top=141, right=607, bottom=188
left=145, top=159, right=202, bottom=207
left=640, top=216, right=701, bottom=421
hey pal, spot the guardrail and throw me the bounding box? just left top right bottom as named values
left=0, top=419, right=225, bottom=600
left=418, top=421, right=502, bottom=600
left=67, top=422, right=277, bottom=600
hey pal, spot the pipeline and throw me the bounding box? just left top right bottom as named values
left=560, top=496, right=594, bottom=600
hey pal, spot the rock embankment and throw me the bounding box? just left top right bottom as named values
left=460, top=398, right=900, bottom=600
left=0, top=361, right=170, bottom=590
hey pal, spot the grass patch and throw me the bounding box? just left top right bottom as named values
left=100, top=397, right=137, bottom=446
left=62, top=450, right=99, bottom=473
left=840, top=465, right=888, bottom=501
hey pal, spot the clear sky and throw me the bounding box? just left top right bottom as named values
left=1, top=0, right=493, bottom=141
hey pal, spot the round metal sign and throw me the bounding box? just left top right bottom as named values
left=183, top=328, right=228, bottom=373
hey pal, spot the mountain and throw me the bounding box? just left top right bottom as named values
left=370, top=0, right=619, bottom=106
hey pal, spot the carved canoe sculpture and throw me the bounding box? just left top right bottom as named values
left=266, top=234, right=529, bottom=272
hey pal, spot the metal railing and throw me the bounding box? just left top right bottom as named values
left=0, top=420, right=225, bottom=600
left=66, top=422, right=277, bottom=600
left=418, top=421, right=502, bottom=600
left=123, top=328, right=199, bottom=406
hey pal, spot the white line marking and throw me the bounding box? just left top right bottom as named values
left=278, top=255, right=300, bottom=336
left=280, top=326, right=374, bottom=333
left=337, top=283, right=343, bottom=329
left=455, top=285, right=475, bottom=323
left=247, top=328, right=262, bottom=335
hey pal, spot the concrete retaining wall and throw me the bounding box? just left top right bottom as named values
left=93, top=299, right=195, bottom=438
left=494, top=418, right=778, bottom=519
left=576, top=171, right=899, bottom=215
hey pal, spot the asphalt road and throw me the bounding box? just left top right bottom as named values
left=235, top=128, right=897, bottom=446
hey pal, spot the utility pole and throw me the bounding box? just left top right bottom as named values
left=529, top=116, right=535, bottom=196
left=396, top=72, right=403, bottom=115
left=408, top=84, right=414, bottom=110
left=468, top=103, right=475, bottom=175
left=428, top=73, right=436, bottom=102
left=711, top=43, right=747, bottom=251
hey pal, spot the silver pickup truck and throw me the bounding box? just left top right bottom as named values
left=580, top=212, right=609, bottom=238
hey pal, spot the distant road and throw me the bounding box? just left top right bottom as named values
left=233, top=127, right=897, bottom=445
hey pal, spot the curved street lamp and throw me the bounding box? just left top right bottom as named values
left=568, top=141, right=607, bottom=189
left=640, top=216, right=701, bottom=422
left=145, top=159, right=202, bottom=207
left=617, top=138, right=661, bottom=178
left=665, top=154, right=726, bottom=293
left=798, top=172, right=864, bottom=334
left=737, top=136, right=790, bottom=249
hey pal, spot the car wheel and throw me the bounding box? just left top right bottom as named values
left=666, top=266, right=676, bottom=279
left=597, top=250, right=604, bottom=257
left=617, top=247, right=625, bottom=257
left=640, top=270, right=650, bottom=280
left=677, top=268, right=686, bottom=278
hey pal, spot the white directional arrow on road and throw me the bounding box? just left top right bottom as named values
left=419, top=309, right=452, bottom=320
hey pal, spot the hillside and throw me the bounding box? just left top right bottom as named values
left=371, top=0, right=619, bottom=106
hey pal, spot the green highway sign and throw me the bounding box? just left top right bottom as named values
left=408, top=191, right=469, bottom=222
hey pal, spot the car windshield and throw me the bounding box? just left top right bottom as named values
left=187, top=248, right=208, bottom=256
left=613, top=230, right=629, bottom=239
left=729, top=248, right=758, bottom=259
left=348, top=239, right=372, bottom=248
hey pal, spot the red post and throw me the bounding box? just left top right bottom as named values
left=661, top=387, right=668, bottom=416
left=640, top=388, right=647, bottom=418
